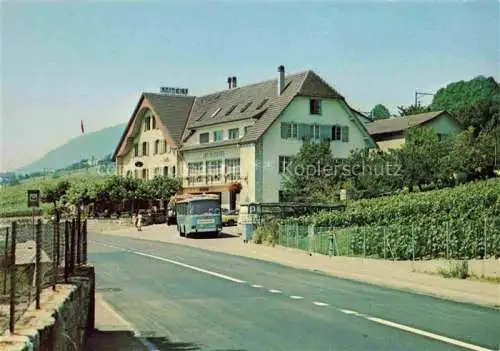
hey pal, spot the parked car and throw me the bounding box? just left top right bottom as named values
left=222, top=210, right=238, bottom=226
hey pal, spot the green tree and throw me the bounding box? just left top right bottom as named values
left=282, top=141, right=339, bottom=203
left=41, top=180, right=71, bottom=220
left=149, top=176, right=182, bottom=200
left=398, top=127, right=449, bottom=191
left=431, top=76, right=500, bottom=133
left=397, top=104, right=433, bottom=116
left=370, top=104, right=391, bottom=120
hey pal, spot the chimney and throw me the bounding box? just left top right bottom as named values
left=232, top=76, right=237, bottom=88
left=227, top=77, right=232, bottom=89
left=277, top=65, right=285, bottom=96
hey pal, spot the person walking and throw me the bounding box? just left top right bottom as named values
left=135, top=210, right=143, bottom=231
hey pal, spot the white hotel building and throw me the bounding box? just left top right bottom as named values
left=113, top=66, right=377, bottom=209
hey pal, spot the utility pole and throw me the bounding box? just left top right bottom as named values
left=415, top=91, right=434, bottom=107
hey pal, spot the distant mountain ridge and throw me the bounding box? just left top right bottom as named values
left=16, top=123, right=126, bottom=173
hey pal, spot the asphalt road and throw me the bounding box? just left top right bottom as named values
left=86, top=231, right=500, bottom=351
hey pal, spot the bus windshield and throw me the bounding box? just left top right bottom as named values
left=189, top=200, right=220, bottom=215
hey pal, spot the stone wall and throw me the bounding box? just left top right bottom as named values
left=0, top=266, right=95, bottom=351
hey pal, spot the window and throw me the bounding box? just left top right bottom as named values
left=162, top=140, right=167, bottom=153
left=151, top=117, right=156, bottom=129
left=228, top=128, right=240, bottom=139
left=163, top=166, right=169, bottom=177
left=213, top=130, right=223, bottom=141
left=154, top=167, right=161, bottom=176
left=172, top=166, right=176, bottom=177
left=298, top=123, right=311, bottom=140
left=225, top=158, right=240, bottom=182
left=240, top=101, right=252, bottom=113
left=244, top=126, right=251, bottom=136
left=134, top=169, right=139, bottom=179
left=142, top=141, right=149, bottom=156
left=206, top=160, right=222, bottom=184
left=332, top=125, right=349, bottom=142
left=281, top=123, right=299, bottom=139
left=225, top=104, right=237, bottom=115
left=210, top=107, right=222, bottom=118
left=256, top=98, right=269, bottom=110
left=341, top=126, right=349, bottom=142
left=199, top=133, right=209, bottom=144
left=144, top=117, right=151, bottom=131
left=134, top=144, right=139, bottom=157
left=310, top=99, right=322, bottom=115
left=188, top=162, right=204, bottom=184
left=278, top=156, right=292, bottom=174
left=142, top=168, right=148, bottom=180
left=154, top=140, right=160, bottom=155
left=332, top=125, right=342, bottom=141
left=310, top=124, right=320, bottom=140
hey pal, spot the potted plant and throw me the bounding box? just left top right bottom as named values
left=228, top=182, right=242, bottom=194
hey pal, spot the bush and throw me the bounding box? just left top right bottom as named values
left=252, top=221, right=279, bottom=246
left=439, top=260, right=469, bottom=279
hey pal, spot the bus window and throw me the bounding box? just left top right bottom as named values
left=189, top=200, right=220, bottom=215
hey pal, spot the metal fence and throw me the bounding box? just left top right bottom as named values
left=278, top=217, right=500, bottom=260
left=0, top=217, right=87, bottom=334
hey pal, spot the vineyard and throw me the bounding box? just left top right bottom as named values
left=276, top=178, right=500, bottom=260
left=0, top=169, right=103, bottom=218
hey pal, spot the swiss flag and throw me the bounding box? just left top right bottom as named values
left=81, top=120, right=85, bottom=134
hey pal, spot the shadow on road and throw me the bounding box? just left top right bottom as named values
left=84, top=329, right=247, bottom=351
left=187, top=231, right=239, bottom=240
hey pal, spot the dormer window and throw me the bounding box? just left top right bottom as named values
left=256, top=98, right=269, bottom=110
left=211, top=107, right=222, bottom=118
left=225, top=104, right=237, bottom=116
left=151, top=116, right=156, bottom=129
left=310, top=99, right=322, bottom=115
left=240, top=101, right=252, bottom=113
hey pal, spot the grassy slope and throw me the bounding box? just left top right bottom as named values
left=16, top=123, right=125, bottom=173
left=0, top=168, right=104, bottom=218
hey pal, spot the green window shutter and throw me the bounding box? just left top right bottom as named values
left=298, top=123, right=308, bottom=139
left=320, top=125, right=331, bottom=140
left=342, top=126, right=349, bottom=142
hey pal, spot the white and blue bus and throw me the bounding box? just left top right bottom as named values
left=175, top=194, right=222, bottom=238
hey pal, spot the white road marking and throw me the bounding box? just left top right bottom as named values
left=91, top=240, right=246, bottom=284
left=268, top=289, right=282, bottom=293
left=289, top=295, right=304, bottom=300
left=365, top=316, right=493, bottom=351
left=98, top=297, right=159, bottom=351
left=340, top=309, right=360, bottom=315
left=92, top=240, right=493, bottom=351
left=337, top=308, right=492, bottom=351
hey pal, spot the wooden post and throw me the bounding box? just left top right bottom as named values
left=52, top=220, right=57, bottom=291
left=77, top=205, right=81, bottom=265
left=82, top=220, right=87, bottom=265
left=9, top=222, right=16, bottom=334
left=3, top=227, right=9, bottom=294
left=35, top=219, right=42, bottom=309
left=64, top=221, right=70, bottom=282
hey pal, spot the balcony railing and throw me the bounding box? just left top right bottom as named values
left=186, top=174, right=241, bottom=186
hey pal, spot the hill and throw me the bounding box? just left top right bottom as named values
left=15, top=123, right=126, bottom=174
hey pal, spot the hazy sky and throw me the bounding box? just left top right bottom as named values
left=1, top=0, right=499, bottom=171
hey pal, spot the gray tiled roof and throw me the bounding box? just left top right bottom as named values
left=112, top=94, right=194, bottom=160
left=365, top=111, right=446, bottom=136
left=182, top=70, right=345, bottom=144
left=181, top=139, right=240, bottom=152
left=143, top=93, right=195, bottom=145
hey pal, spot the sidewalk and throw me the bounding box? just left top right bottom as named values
left=96, top=224, right=500, bottom=308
